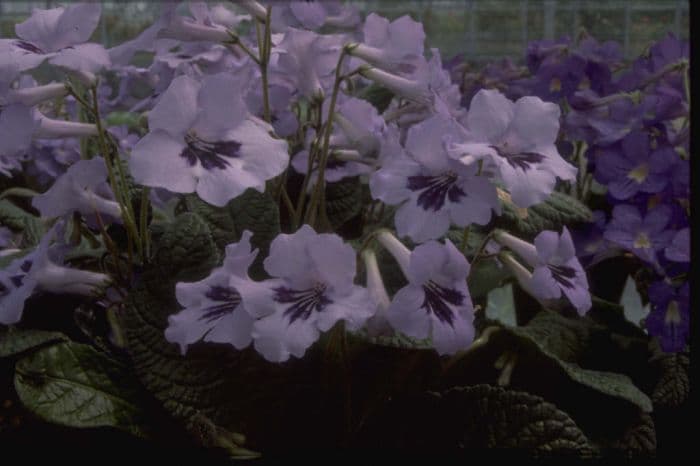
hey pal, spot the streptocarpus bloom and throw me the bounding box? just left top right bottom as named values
left=594, top=130, right=676, bottom=200
left=1, top=224, right=110, bottom=325
left=1, top=3, right=110, bottom=75
left=348, top=13, right=425, bottom=75
left=270, top=1, right=360, bottom=31
left=495, top=228, right=591, bottom=314
left=165, top=231, right=258, bottom=354
left=370, top=114, right=499, bottom=243
left=231, top=225, right=375, bottom=362
left=32, top=158, right=121, bottom=221
left=270, top=28, right=341, bottom=100
left=376, top=231, right=475, bottom=355
left=645, top=281, right=689, bottom=353
left=129, top=73, right=289, bottom=207
left=603, top=204, right=675, bottom=266
left=447, top=89, right=576, bottom=208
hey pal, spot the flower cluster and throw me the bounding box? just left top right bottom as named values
left=0, top=1, right=689, bottom=362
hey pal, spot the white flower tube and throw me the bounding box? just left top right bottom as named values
left=239, top=0, right=267, bottom=22
left=493, top=229, right=539, bottom=267
left=35, top=261, right=110, bottom=295
left=6, top=83, right=67, bottom=107
left=375, top=230, right=411, bottom=278
left=35, top=115, right=98, bottom=138
left=360, top=66, right=431, bottom=107
left=362, top=249, right=393, bottom=337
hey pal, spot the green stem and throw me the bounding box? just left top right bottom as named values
left=468, top=231, right=495, bottom=274
left=139, top=187, right=150, bottom=262
left=459, top=226, right=470, bottom=253
left=305, top=46, right=350, bottom=229
left=293, top=100, right=324, bottom=230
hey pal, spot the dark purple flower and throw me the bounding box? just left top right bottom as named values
left=604, top=204, right=675, bottom=265
left=646, top=281, right=689, bottom=353
left=594, top=130, right=677, bottom=200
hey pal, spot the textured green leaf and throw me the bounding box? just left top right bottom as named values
left=144, top=212, right=220, bottom=298
left=14, top=341, right=146, bottom=436
left=0, top=199, right=34, bottom=231
left=467, top=256, right=512, bottom=299
left=178, top=195, right=238, bottom=251
left=358, top=384, right=590, bottom=455
left=325, top=177, right=363, bottom=230
left=496, top=191, right=593, bottom=239
left=609, top=412, right=656, bottom=457
left=650, top=351, right=689, bottom=409
left=0, top=328, right=69, bottom=358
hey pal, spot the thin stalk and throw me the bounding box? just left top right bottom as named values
left=459, top=226, right=470, bottom=253
left=139, top=187, right=150, bottom=263
left=305, top=47, right=349, bottom=228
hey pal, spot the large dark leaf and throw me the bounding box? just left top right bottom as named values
left=14, top=341, right=146, bottom=436
left=0, top=328, right=69, bottom=358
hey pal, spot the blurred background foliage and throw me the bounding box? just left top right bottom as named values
left=0, top=0, right=689, bottom=62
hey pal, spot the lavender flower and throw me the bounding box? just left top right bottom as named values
left=231, top=225, right=375, bottom=362
left=270, top=1, right=360, bottom=31
left=376, top=231, right=475, bottom=355
left=165, top=231, right=258, bottom=354
left=32, top=158, right=121, bottom=221
left=129, top=73, right=289, bottom=207
left=348, top=13, right=425, bottom=75
left=448, top=89, right=576, bottom=208
left=370, top=114, right=499, bottom=243
left=495, top=228, right=591, bottom=314
left=1, top=224, right=110, bottom=325
left=1, top=3, right=110, bottom=75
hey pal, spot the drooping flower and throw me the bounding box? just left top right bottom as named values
left=231, top=225, right=375, bottom=362
left=447, top=88, right=576, bottom=208
left=0, top=223, right=110, bottom=325
left=603, top=204, right=675, bottom=266
left=370, top=114, right=499, bottom=243
left=165, top=231, right=258, bottom=354
left=129, top=73, right=289, bottom=207
left=494, top=227, right=591, bottom=314
left=376, top=231, right=475, bottom=355
left=32, top=158, right=121, bottom=221
left=645, top=281, right=689, bottom=353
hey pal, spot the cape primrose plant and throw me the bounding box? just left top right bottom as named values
left=0, top=1, right=690, bottom=458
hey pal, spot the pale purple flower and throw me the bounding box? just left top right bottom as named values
left=348, top=13, right=425, bottom=75
left=165, top=231, right=258, bottom=354
left=495, top=228, right=592, bottom=314
left=156, top=2, right=232, bottom=44
left=1, top=223, right=110, bottom=325
left=270, top=1, right=360, bottom=31
left=32, top=158, right=121, bottom=221
left=1, top=3, right=110, bottom=74
left=0, top=104, right=37, bottom=172
left=448, top=89, right=576, bottom=208
left=376, top=231, right=475, bottom=355
left=270, top=28, right=341, bottom=100
left=231, top=225, right=375, bottom=363
left=129, top=73, right=289, bottom=207
left=604, top=204, right=675, bottom=265
left=370, top=114, right=499, bottom=243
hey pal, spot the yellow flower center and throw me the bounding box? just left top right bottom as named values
left=633, top=232, right=652, bottom=249
left=665, top=300, right=681, bottom=325
left=549, top=77, right=562, bottom=92
left=628, top=163, right=650, bottom=183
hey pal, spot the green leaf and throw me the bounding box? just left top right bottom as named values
left=0, top=199, right=40, bottom=232
left=144, top=211, right=220, bottom=297
left=0, top=328, right=69, bottom=358
left=20, top=214, right=46, bottom=247
left=325, top=177, right=363, bottom=230
left=358, top=384, right=591, bottom=455
left=496, top=191, right=593, bottom=239
left=467, top=256, right=512, bottom=299
left=650, top=350, right=689, bottom=409
left=357, top=83, right=394, bottom=113
left=0, top=187, right=40, bottom=200
left=14, top=341, right=147, bottom=436
left=178, top=195, right=238, bottom=251
left=609, top=412, right=656, bottom=457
